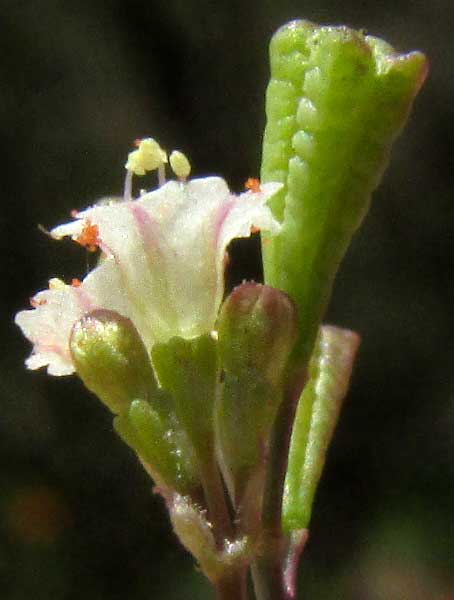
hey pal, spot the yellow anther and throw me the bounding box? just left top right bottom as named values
left=169, top=150, right=191, bottom=180
left=49, top=278, right=67, bottom=291
left=125, top=138, right=168, bottom=176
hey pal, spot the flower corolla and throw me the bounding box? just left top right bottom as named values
left=15, top=140, right=282, bottom=376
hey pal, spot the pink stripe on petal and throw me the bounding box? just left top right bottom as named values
left=73, top=285, right=95, bottom=314
left=129, top=203, right=162, bottom=257
left=213, top=198, right=235, bottom=247
left=37, top=343, right=71, bottom=360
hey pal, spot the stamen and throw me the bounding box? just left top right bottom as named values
left=124, top=169, right=133, bottom=202
left=169, top=150, right=191, bottom=181
left=37, top=224, right=53, bottom=239
left=49, top=278, right=67, bottom=291
left=158, top=162, right=166, bottom=187
left=124, top=137, right=168, bottom=195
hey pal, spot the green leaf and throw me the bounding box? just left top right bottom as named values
left=261, top=20, right=427, bottom=368
left=283, top=325, right=360, bottom=531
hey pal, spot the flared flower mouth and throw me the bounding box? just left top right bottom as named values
left=15, top=138, right=282, bottom=376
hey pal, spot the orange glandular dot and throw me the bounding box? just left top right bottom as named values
left=30, top=297, right=47, bottom=308
left=245, top=178, right=262, bottom=193
left=75, top=221, right=100, bottom=252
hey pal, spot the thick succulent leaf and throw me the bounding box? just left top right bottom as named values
left=261, top=20, right=427, bottom=367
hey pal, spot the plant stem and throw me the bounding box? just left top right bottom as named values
left=200, top=456, right=250, bottom=599
left=215, top=569, right=249, bottom=600
left=253, top=372, right=306, bottom=600
left=251, top=544, right=286, bottom=600
left=199, top=453, right=233, bottom=547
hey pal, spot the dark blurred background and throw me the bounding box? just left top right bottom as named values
left=1, top=1, right=453, bottom=598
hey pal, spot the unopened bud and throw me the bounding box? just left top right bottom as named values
left=70, top=309, right=157, bottom=414
left=217, top=282, right=298, bottom=385
left=215, top=283, right=299, bottom=508
left=115, top=399, right=200, bottom=494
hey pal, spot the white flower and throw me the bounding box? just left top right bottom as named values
left=15, top=169, right=282, bottom=376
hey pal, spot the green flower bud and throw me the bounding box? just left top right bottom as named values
left=217, top=282, right=298, bottom=386
left=70, top=309, right=158, bottom=414
left=114, top=399, right=199, bottom=495
left=215, top=283, right=299, bottom=514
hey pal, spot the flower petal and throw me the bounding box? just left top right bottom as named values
left=52, top=177, right=281, bottom=342
left=16, top=283, right=89, bottom=376
left=17, top=176, right=282, bottom=375
left=15, top=261, right=131, bottom=375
